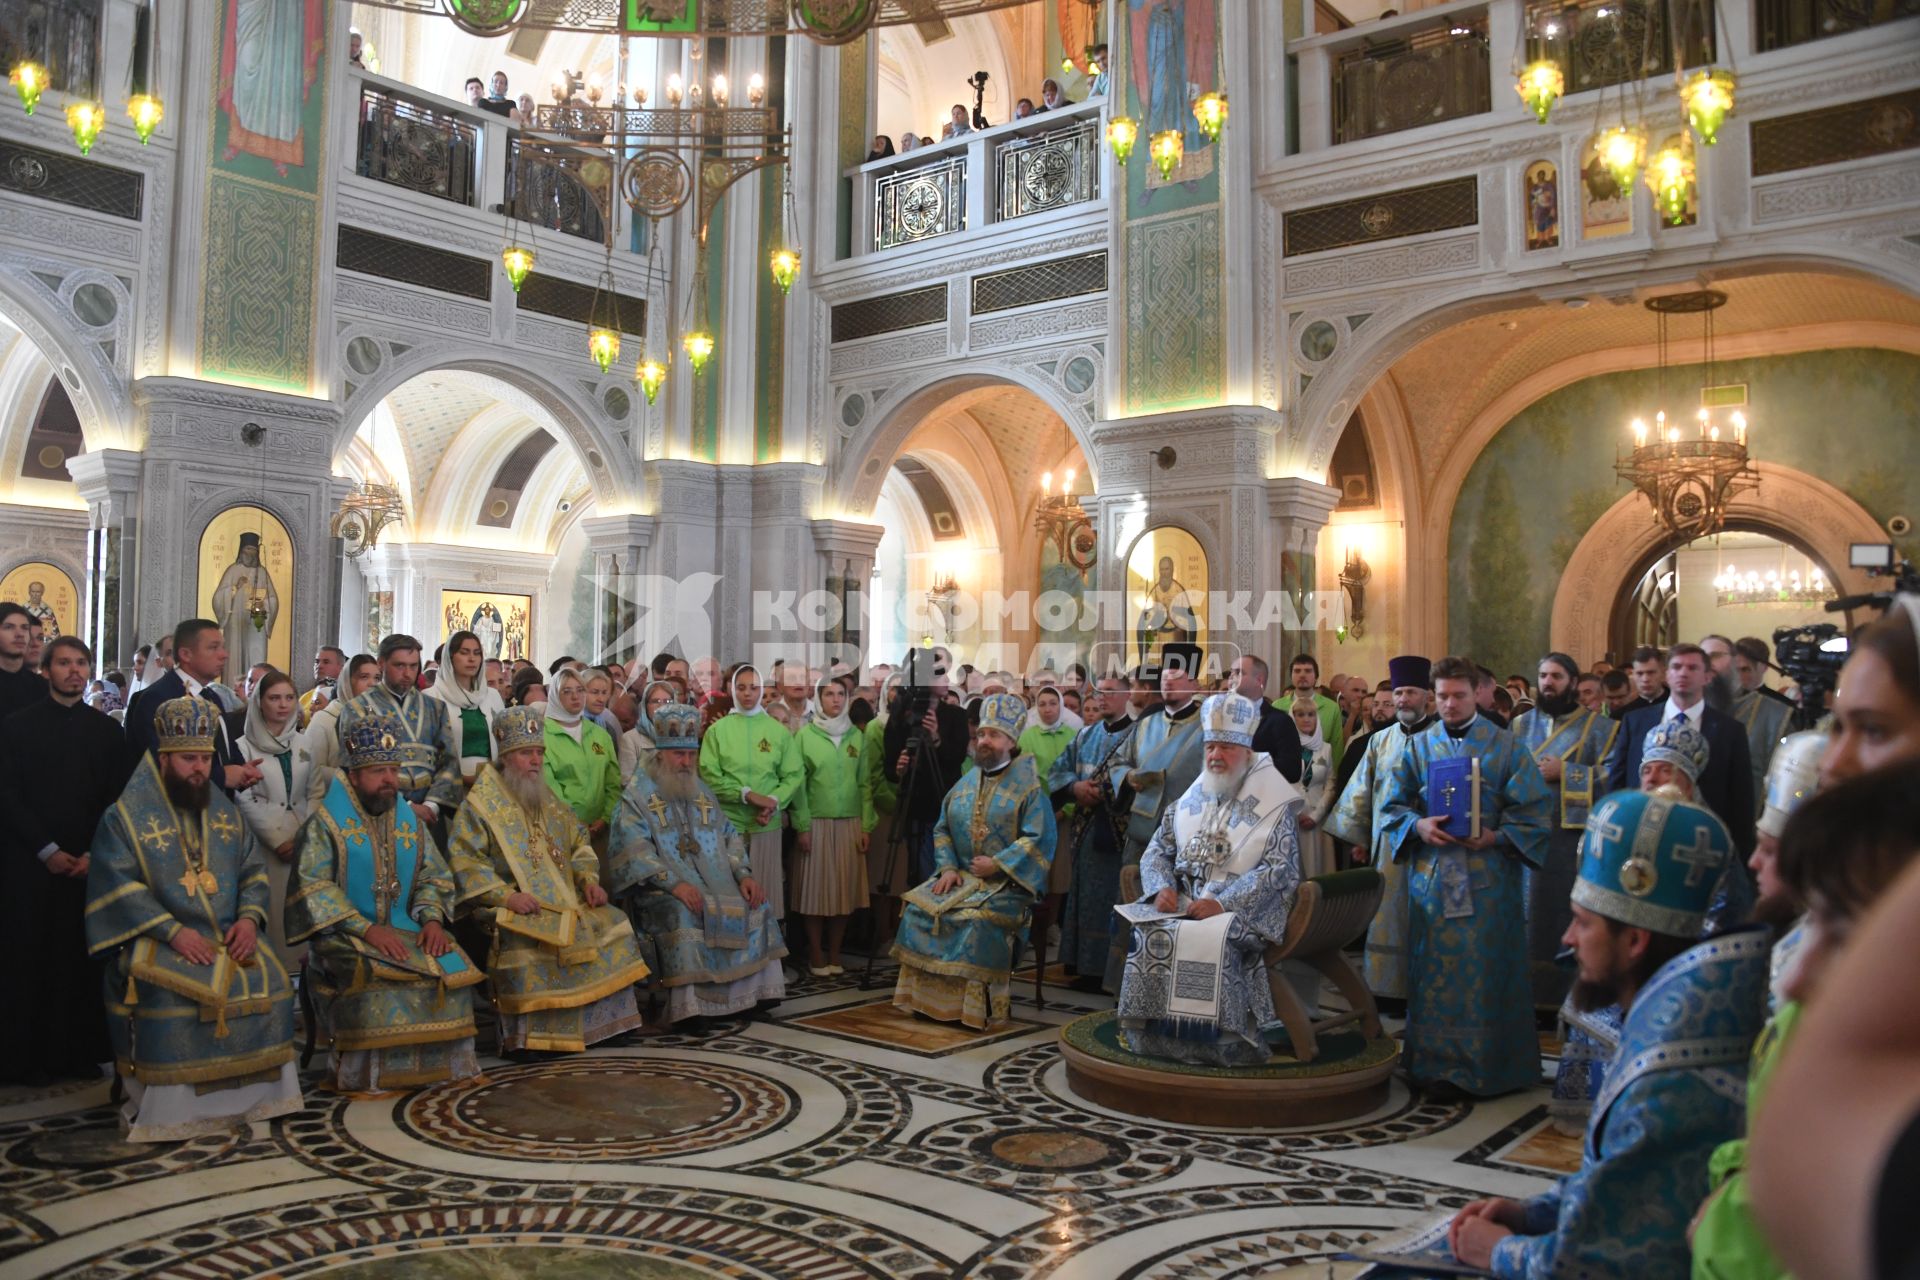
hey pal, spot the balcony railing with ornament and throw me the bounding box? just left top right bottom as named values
left=1755, top=0, right=1920, bottom=49
left=852, top=98, right=1108, bottom=257
left=1331, top=9, right=1492, bottom=143
left=355, top=83, right=481, bottom=206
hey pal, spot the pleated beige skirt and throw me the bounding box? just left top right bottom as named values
left=793, top=817, right=869, bottom=917
left=748, top=828, right=786, bottom=920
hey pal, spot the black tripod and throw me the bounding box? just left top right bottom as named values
left=860, top=711, right=951, bottom=991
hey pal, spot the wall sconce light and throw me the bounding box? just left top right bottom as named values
left=1338, top=546, right=1371, bottom=639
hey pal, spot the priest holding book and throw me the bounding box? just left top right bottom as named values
left=1376, top=655, right=1552, bottom=1098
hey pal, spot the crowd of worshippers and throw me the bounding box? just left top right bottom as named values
left=2, top=599, right=1917, bottom=1280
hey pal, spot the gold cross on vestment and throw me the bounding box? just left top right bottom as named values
left=395, top=823, right=417, bottom=854
left=337, top=817, right=369, bottom=845
left=136, top=815, right=173, bottom=852
left=208, top=811, right=240, bottom=843
left=647, top=794, right=670, bottom=823
left=695, top=794, right=713, bottom=823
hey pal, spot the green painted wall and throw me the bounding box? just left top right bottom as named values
left=199, top=0, right=330, bottom=391
left=1447, top=348, right=1920, bottom=675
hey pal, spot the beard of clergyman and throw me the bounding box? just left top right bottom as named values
left=163, top=774, right=210, bottom=813
left=973, top=740, right=1009, bottom=772
left=502, top=766, right=552, bottom=813
left=1200, top=755, right=1249, bottom=800
left=1570, top=971, right=1622, bottom=1013
left=646, top=756, right=701, bottom=803
left=1705, top=666, right=1738, bottom=712
left=1535, top=687, right=1580, bottom=718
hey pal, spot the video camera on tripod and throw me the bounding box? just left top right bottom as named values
left=1772, top=540, right=1918, bottom=727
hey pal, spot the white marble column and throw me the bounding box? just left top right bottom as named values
left=66, top=447, right=144, bottom=665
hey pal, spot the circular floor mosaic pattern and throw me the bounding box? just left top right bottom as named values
left=402, top=1058, right=795, bottom=1161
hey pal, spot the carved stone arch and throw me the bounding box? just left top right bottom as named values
left=1280, top=245, right=1920, bottom=480
left=0, top=254, right=134, bottom=452
left=335, top=348, right=639, bottom=509
left=1550, top=463, right=1889, bottom=660
left=834, top=369, right=1101, bottom=520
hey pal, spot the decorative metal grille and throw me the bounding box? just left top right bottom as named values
left=1756, top=0, right=1920, bottom=50
left=831, top=283, right=947, bottom=343
left=0, top=0, right=103, bottom=100
left=336, top=225, right=492, bottom=300
left=354, top=84, right=480, bottom=206
left=1332, top=16, right=1491, bottom=143
left=506, top=134, right=609, bottom=243
left=874, top=155, right=966, bottom=251
left=516, top=272, right=646, bottom=334
left=994, top=115, right=1099, bottom=221
left=971, top=251, right=1108, bottom=314
left=0, top=137, right=142, bottom=220
left=1750, top=88, right=1920, bottom=176
left=356, top=0, right=1033, bottom=37
left=1523, top=0, right=1707, bottom=97
left=1283, top=177, right=1478, bottom=256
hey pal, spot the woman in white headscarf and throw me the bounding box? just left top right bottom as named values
left=697, top=663, right=802, bottom=922
left=543, top=666, right=622, bottom=837
left=1289, top=693, right=1334, bottom=878
left=233, top=669, right=312, bottom=963
left=427, top=629, right=505, bottom=787
left=618, top=678, right=678, bottom=782
left=790, top=676, right=876, bottom=975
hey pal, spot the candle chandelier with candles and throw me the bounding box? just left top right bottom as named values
left=1615, top=289, right=1758, bottom=541
left=1035, top=470, right=1096, bottom=578
left=1713, top=561, right=1834, bottom=608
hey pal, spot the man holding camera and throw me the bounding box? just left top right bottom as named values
left=882, top=656, right=971, bottom=885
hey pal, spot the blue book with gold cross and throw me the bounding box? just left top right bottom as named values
left=1427, top=755, right=1482, bottom=841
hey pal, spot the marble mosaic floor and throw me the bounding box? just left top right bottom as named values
left=0, top=961, right=1578, bottom=1279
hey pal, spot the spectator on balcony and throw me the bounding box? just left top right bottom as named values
left=511, top=93, right=538, bottom=129
left=463, top=77, right=485, bottom=109
left=479, top=70, right=514, bottom=118
left=1090, top=44, right=1110, bottom=96
left=899, top=132, right=922, bottom=153
left=1036, top=79, right=1073, bottom=112
left=866, top=134, right=895, bottom=162
left=347, top=29, right=365, bottom=70
left=940, top=104, right=973, bottom=139
left=1013, top=97, right=1036, bottom=120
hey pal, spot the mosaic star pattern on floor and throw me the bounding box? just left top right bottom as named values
left=0, top=962, right=1578, bottom=1279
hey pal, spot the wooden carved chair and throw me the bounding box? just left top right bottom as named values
left=1262, top=868, right=1386, bottom=1063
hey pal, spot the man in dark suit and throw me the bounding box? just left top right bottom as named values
left=1226, top=654, right=1302, bottom=783
left=1606, top=641, right=1755, bottom=855
left=124, top=618, right=259, bottom=793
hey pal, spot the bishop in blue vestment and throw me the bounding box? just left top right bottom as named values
left=892, top=694, right=1055, bottom=1029
left=1444, top=789, right=1769, bottom=1278
left=1047, top=679, right=1135, bottom=989
left=1375, top=657, right=1551, bottom=1096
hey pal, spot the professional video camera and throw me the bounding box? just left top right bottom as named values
left=1772, top=540, right=1919, bottom=728
left=967, top=70, right=990, bottom=129
left=1830, top=540, right=1920, bottom=613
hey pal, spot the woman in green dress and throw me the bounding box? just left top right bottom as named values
left=791, top=677, right=877, bottom=974
left=427, top=630, right=504, bottom=788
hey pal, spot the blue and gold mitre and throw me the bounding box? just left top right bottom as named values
left=1757, top=727, right=1827, bottom=839
left=491, top=706, right=545, bottom=754
left=341, top=712, right=409, bottom=771
left=650, top=702, right=701, bottom=751
left=154, top=696, right=219, bottom=754
left=977, top=692, right=1025, bottom=740
left=1201, top=693, right=1258, bottom=747
left=1572, top=789, right=1733, bottom=937
left=1641, top=716, right=1709, bottom=782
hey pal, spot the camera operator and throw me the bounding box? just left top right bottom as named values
left=883, top=661, right=971, bottom=882
left=1820, top=596, right=1920, bottom=788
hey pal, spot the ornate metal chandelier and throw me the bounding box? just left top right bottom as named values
left=331, top=482, right=408, bottom=558
left=1615, top=290, right=1758, bottom=541
left=1035, top=470, right=1095, bottom=579
left=359, top=0, right=1040, bottom=43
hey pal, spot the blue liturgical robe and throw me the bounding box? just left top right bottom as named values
left=1107, top=701, right=1205, bottom=867
left=1047, top=714, right=1133, bottom=982
left=1376, top=715, right=1553, bottom=1095
left=334, top=685, right=464, bottom=811
left=892, top=754, right=1055, bottom=1029
left=1509, top=706, right=1619, bottom=1009
left=1323, top=716, right=1430, bottom=999
left=1491, top=929, right=1770, bottom=1278
left=86, top=757, right=296, bottom=1088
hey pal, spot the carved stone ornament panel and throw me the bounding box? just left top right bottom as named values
left=335, top=276, right=491, bottom=334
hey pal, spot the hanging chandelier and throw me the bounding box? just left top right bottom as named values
left=1034, top=470, right=1096, bottom=579
left=364, top=0, right=1037, bottom=42
left=331, top=482, right=408, bottom=558
left=10, top=11, right=165, bottom=151
left=1615, top=290, right=1758, bottom=540
left=1713, top=563, right=1833, bottom=608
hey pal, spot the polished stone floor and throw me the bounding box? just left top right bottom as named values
left=0, top=961, right=1578, bottom=1279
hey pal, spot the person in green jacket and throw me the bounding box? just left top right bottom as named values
left=541, top=668, right=622, bottom=861
left=791, top=678, right=878, bottom=975
left=698, top=664, right=802, bottom=923
left=1274, top=653, right=1345, bottom=776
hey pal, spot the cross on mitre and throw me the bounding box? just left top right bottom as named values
left=1668, top=827, right=1725, bottom=887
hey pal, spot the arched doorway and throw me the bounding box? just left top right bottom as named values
left=1608, top=526, right=1856, bottom=662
